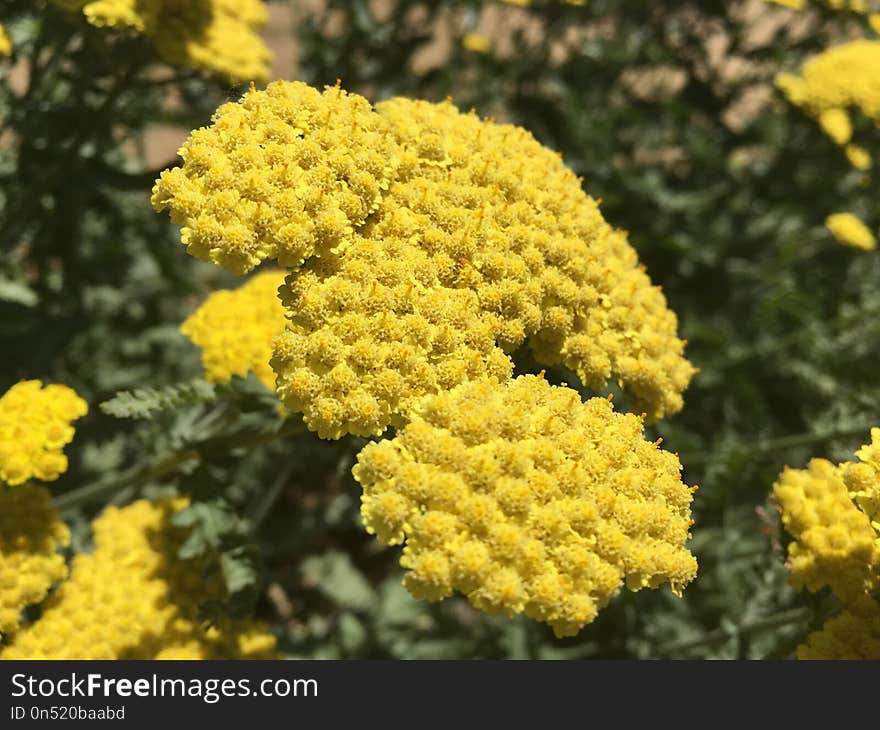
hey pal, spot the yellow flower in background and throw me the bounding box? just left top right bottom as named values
left=52, top=0, right=271, bottom=83
left=0, top=23, right=11, bottom=57
left=825, top=212, right=876, bottom=250
left=354, top=375, right=697, bottom=637
left=0, top=485, right=70, bottom=636
left=777, top=40, right=880, bottom=172
left=180, top=270, right=287, bottom=390
left=844, top=143, right=872, bottom=169
left=818, top=108, right=852, bottom=145
left=0, top=380, right=88, bottom=486
left=463, top=33, right=491, bottom=54
left=1, top=499, right=277, bottom=659
left=774, top=428, right=880, bottom=658
left=154, top=81, right=696, bottom=439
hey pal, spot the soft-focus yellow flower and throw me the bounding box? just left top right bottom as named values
left=845, top=143, right=872, bottom=169
left=463, top=33, right=491, bottom=54
left=0, top=23, right=11, bottom=57
left=180, top=270, right=287, bottom=390
left=0, top=485, right=69, bottom=636
left=354, top=375, right=697, bottom=637
left=818, top=108, right=852, bottom=145
left=52, top=0, right=271, bottom=83
left=825, top=212, right=876, bottom=250
left=154, top=81, right=695, bottom=438
left=0, top=380, right=88, bottom=486
left=777, top=40, right=880, bottom=169
left=1, top=499, right=277, bottom=659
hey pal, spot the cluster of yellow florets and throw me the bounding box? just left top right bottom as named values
left=51, top=0, right=271, bottom=83
left=825, top=212, right=877, bottom=250
left=774, top=428, right=880, bottom=658
left=777, top=40, right=880, bottom=171
left=0, top=485, right=70, bottom=636
left=181, top=270, right=287, bottom=390
left=0, top=380, right=88, bottom=487
left=154, top=81, right=696, bottom=439
left=152, top=82, right=396, bottom=275
left=797, top=599, right=880, bottom=659
left=354, top=375, right=697, bottom=637
left=1, top=499, right=277, bottom=659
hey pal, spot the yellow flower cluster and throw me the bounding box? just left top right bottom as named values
left=797, top=599, right=880, bottom=659
left=51, top=0, right=271, bottom=83
left=774, top=428, right=880, bottom=658
left=181, top=270, right=287, bottom=390
left=354, top=375, right=697, bottom=637
left=1, top=499, right=277, bottom=659
left=0, top=23, right=11, bottom=57
left=825, top=212, right=877, bottom=250
left=777, top=40, right=880, bottom=170
left=154, top=81, right=695, bottom=439
left=0, top=380, right=88, bottom=487
left=0, top=485, right=70, bottom=636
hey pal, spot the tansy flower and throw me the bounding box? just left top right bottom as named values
left=0, top=380, right=88, bottom=487
left=153, top=81, right=695, bottom=438
left=1, top=499, right=277, bottom=659
left=0, top=485, right=70, bottom=636
left=51, top=0, right=272, bottom=83
left=180, top=270, right=287, bottom=390
left=774, top=428, right=880, bottom=658
left=825, top=212, right=876, bottom=250
left=353, top=375, right=697, bottom=637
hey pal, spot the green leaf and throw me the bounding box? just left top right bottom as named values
left=99, top=379, right=217, bottom=419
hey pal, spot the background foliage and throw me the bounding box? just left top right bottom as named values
left=2, top=0, right=878, bottom=658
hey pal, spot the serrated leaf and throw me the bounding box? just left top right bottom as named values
left=100, top=379, right=217, bottom=419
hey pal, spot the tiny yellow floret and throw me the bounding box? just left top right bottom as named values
left=0, top=23, right=11, bottom=57
left=825, top=212, right=876, bottom=250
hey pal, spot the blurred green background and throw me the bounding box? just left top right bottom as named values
left=1, top=0, right=878, bottom=658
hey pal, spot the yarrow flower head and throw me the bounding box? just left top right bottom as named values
left=825, top=212, right=877, bottom=250
left=154, top=80, right=696, bottom=438
left=0, top=485, right=70, bottom=636
left=353, top=375, right=697, bottom=637
left=1, top=498, right=277, bottom=659
left=180, top=270, right=287, bottom=390
left=0, top=380, right=88, bottom=487
left=51, top=0, right=272, bottom=83
left=774, top=427, right=880, bottom=658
